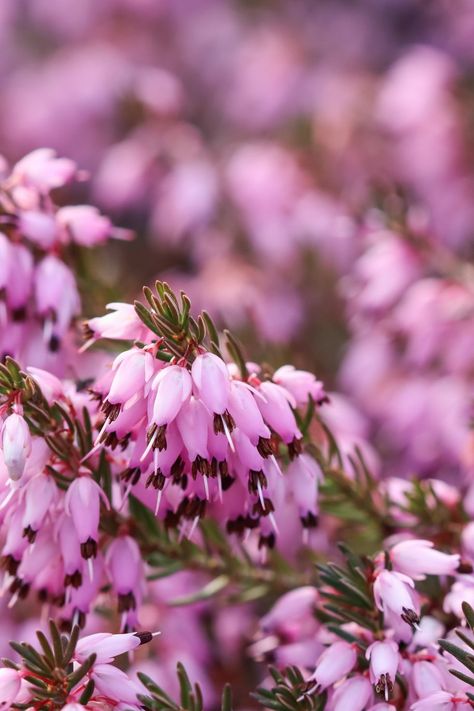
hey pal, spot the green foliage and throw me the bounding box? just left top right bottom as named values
left=439, top=601, right=474, bottom=702
left=138, top=665, right=234, bottom=711
left=252, top=666, right=326, bottom=711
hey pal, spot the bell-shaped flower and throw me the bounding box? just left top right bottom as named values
left=389, top=539, right=460, bottom=580
left=107, top=348, right=153, bottom=407
left=65, top=477, right=108, bottom=556
left=227, top=380, right=270, bottom=444
left=106, top=536, right=143, bottom=607
left=6, top=243, right=34, bottom=311
left=22, top=474, right=57, bottom=539
left=310, top=641, right=357, bottom=691
left=18, top=210, right=57, bottom=249
left=27, top=367, right=63, bottom=404
left=35, top=255, right=80, bottom=346
left=150, top=365, right=192, bottom=427
left=57, top=204, right=112, bottom=246
left=0, top=668, right=22, bottom=707
left=191, top=353, right=230, bottom=415
left=373, top=570, right=420, bottom=628
left=75, top=629, right=155, bottom=664
left=260, top=586, right=318, bottom=640
left=366, top=640, right=399, bottom=701
left=86, top=302, right=148, bottom=343
left=273, top=365, right=327, bottom=406
left=57, top=514, right=83, bottom=587
left=0, top=233, right=12, bottom=291
left=412, top=660, right=447, bottom=698
left=12, top=148, right=76, bottom=191
left=411, top=691, right=472, bottom=710
left=256, top=381, right=302, bottom=444
left=1, top=413, right=31, bottom=481
left=92, top=663, right=143, bottom=707
left=176, top=396, right=210, bottom=462
left=329, top=675, right=372, bottom=711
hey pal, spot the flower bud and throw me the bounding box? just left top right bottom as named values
left=311, top=641, right=357, bottom=690
left=1, top=413, right=31, bottom=481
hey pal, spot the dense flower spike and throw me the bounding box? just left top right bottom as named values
left=0, top=149, right=123, bottom=369
left=87, top=281, right=327, bottom=546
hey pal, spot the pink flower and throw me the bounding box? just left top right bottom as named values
left=256, top=381, right=302, bottom=444
left=75, top=630, right=155, bottom=664
left=0, top=667, right=21, bottom=708
left=86, top=302, right=148, bottom=343
left=176, top=396, right=210, bottom=462
left=366, top=640, right=399, bottom=701
left=65, top=477, right=108, bottom=559
left=373, top=570, right=420, bottom=628
left=310, top=641, right=357, bottom=691
left=191, top=353, right=230, bottom=415
left=92, top=663, right=143, bottom=708
left=12, top=148, right=76, bottom=192
left=18, top=210, right=57, bottom=249
left=106, top=348, right=153, bottom=406
left=390, top=539, right=460, bottom=580
left=35, top=255, right=80, bottom=348
left=411, top=691, right=472, bottom=710
left=412, top=660, right=447, bottom=697
left=106, top=536, right=143, bottom=625
left=260, top=587, right=318, bottom=640
left=329, top=675, right=372, bottom=711
left=6, top=243, right=33, bottom=312
left=1, top=413, right=31, bottom=481
left=273, top=365, right=327, bottom=406
left=150, top=365, right=192, bottom=427
left=227, top=380, right=270, bottom=444
left=22, top=474, right=57, bottom=540
left=57, top=205, right=112, bottom=246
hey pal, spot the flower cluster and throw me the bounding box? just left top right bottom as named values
left=0, top=148, right=126, bottom=372
left=87, top=283, right=327, bottom=550
left=252, top=538, right=474, bottom=710
left=0, top=622, right=157, bottom=709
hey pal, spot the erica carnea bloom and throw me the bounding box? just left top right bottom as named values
left=366, top=640, right=399, bottom=700
left=373, top=570, right=420, bottom=628
left=309, top=641, right=357, bottom=691
left=0, top=667, right=21, bottom=708
left=389, top=538, right=460, bottom=580
left=1, top=412, right=31, bottom=481
left=329, top=675, right=372, bottom=711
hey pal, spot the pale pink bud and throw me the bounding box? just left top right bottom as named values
left=273, top=365, right=326, bottom=406
left=366, top=640, right=399, bottom=700
left=27, top=367, right=63, bottom=404
left=57, top=205, right=111, bottom=246
left=411, top=691, right=471, bottom=710
left=107, top=348, right=152, bottom=405
left=311, top=641, right=357, bottom=690
left=6, top=243, right=33, bottom=311
left=61, top=705, right=86, bottom=711
left=35, top=255, right=80, bottom=345
left=65, top=477, right=108, bottom=555
left=0, top=668, right=21, bottom=707
left=75, top=630, right=154, bottom=664
left=373, top=570, right=420, bottom=627
left=92, top=663, right=143, bottom=706
left=261, top=586, right=318, bottom=640
left=329, top=675, right=372, bottom=711
left=18, top=210, right=57, bottom=249
left=390, top=539, right=460, bottom=580
left=12, top=148, right=76, bottom=191
left=57, top=514, right=82, bottom=580
left=227, top=380, right=270, bottom=444
left=412, top=660, right=446, bottom=697
left=176, top=396, right=210, bottom=461
left=1, top=413, right=31, bottom=481
left=0, top=233, right=12, bottom=290
left=256, top=381, right=302, bottom=444
left=106, top=536, right=142, bottom=598
left=150, top=365, right=192, bottom=426
left=22, top=475, right=57, bottom=537
left=87, top=302, right=147, bottom=342
left=191, top=353, right=230, bottom=415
